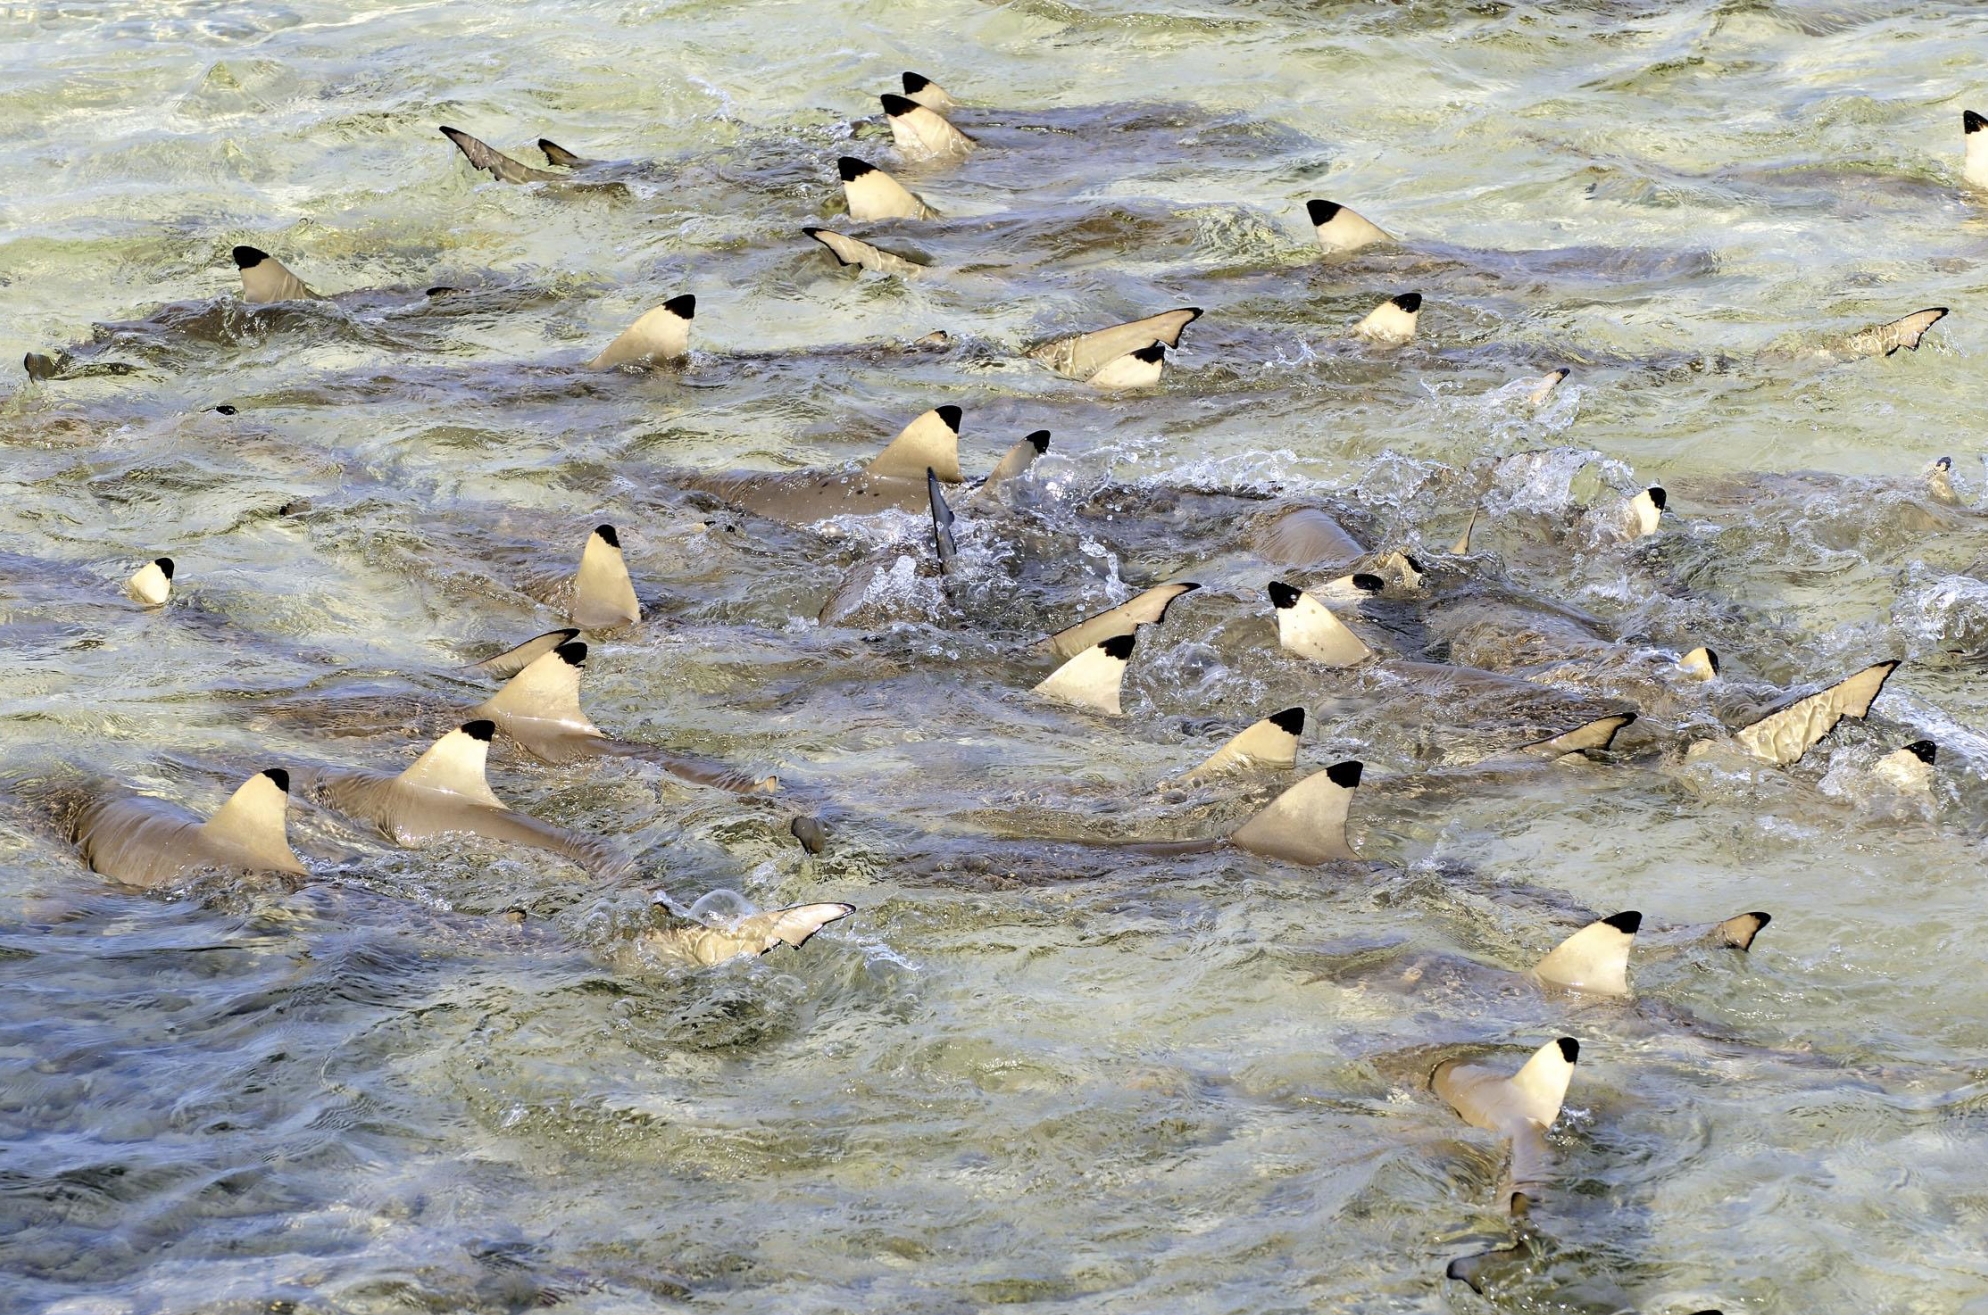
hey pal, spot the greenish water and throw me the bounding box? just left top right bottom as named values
left=4, top=1, right=1988, bottom=1311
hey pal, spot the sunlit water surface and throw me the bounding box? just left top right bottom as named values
left=5, top=1, right=1988, bottom=1312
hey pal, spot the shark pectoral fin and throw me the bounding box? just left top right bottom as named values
left=1306, top=199, right=1391, bottom=253
left=1731, top=660, right=1899, bottom=765
left=199, top=769, right=306, bottom=874
left=439, top=125, right=562, bottom=183
left=397, top=721, right=507, bottom=808
left=233, top=246, right=315, bottom=303
left=1351, top=292, right=1420, bottom=345
left=1712, top=911, right=1771, bottom=951
left=1187, top=707, right=1305, bottom=780
left=1229, top=760, right=1361, bottom=865
left=1267, top=581, right=1371, bottom=666
left=572, top=524, right=640, bottom=628
left=866, top=405, right=963, bottom=481
left=537, top=137, right=587, bottom=168
left=1043, top=583, right=1198, bottom=659
left=587, top=294, right=694, bottom=369
left=1032, top=634, right=1135, bottom=715
left=1531, top=912, right=1640, bottom=996
left=881, top=93, right=975, bottom=159
left=474, top=628, right=582, bottom=678
left=929, top=468, right=958, bottom=571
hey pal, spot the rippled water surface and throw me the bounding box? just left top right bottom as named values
left=6, top=1, right=1988, bottom=1311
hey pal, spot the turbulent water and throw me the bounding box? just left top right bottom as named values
left=5, top=1, right=1988, bottom=1311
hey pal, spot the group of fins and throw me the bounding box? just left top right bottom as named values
left=18, top=67, right=1985, bottom=1309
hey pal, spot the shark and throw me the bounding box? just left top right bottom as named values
left=73, top=767, right=307, bottom=888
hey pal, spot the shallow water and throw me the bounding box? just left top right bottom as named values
left=5, top=1, right=1988, bottom=1311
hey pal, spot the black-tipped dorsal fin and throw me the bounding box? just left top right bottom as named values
left=1027, top=308, right=1201, bottom=381
left=1185, top=707, right=1305, bottom=781
left=1044, top=582, right=1198, bottom=659
left=1713, top=911, right=1771, bottom=951
left=1306, top=198, right=1391, bottom=253
left=1732, top=661, right=1898, bottom=766
left=198, top=769, right=306, bottom=874
left=233, top=245, right=315, bottom=304
left=439, top=125, right=563, bottom=183
left=867, top=406, right=964, bottom=482
left=572, top=524, right=640, bottom=629
left=1968, top=110, right=1988, bottom=188
left=128, top=558, right=173, bottom=607
left=1434, top=1037, right=1579, bottom=1137
left=1229, top=760, right=1362, bottom=864
left=1679, top=647, right=1719, bottom=681
left=478, top=642, right=604, bottom=738
left=1351, top=292, right=1420, bottom=345
left=1267, top=581, right=1372, bottom=667
left=1531, top=912, right=1641, bottom=995
left=900, top=71, right=958, bottom=112
left=1626, top=486, right=1665, bottom=537
left=587, top=295, right=694, bottom=370
left=880, top=92, right=974, bottom=160
left=838, top=156, right=936, bottom=220
left=978, top=430, right=1049, bottom=498
left=1032, top=636, right=1135, bottom=715
left=397, top=722, right=507, bottom=808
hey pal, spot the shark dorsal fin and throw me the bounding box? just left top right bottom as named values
left=397, top=721, right=507, bottom=808
left=199, top=769, right=306, bottom=874
left=475, top=628, right=582, bottom=678
left=1626, top=486, right=1666, bottom=537
left=1968, top=109, right=1988, bottom=188
left=1731, top=660, right=1898, bottom=766
left=1679, top=647, right=1719, bottom=681
left=1267, top=581, right=1371, bottom=666
left=900, top=71, right=958, bottom=112
left=537, top=137, right=587, bottom=168
left=572, top=524, right=640, bottom=629
left=1044, top=582, right=1198, bottom=659
left=233, top=246, right=314, bottom=304
left=1527, top=368, right=1568, bottom=405
left=868, top=406, right=964, bottom=481
left=128, top=557, right=173, bottom=606
left=1032, top=634, right=1135, bottom=715
left=880, top=92, right=974, bottom=160
left=929, top=469, right=958, bottom=570
left=1230, top=760, right=1362, bottom=864
left=482, top=641, right=603, bottom=738
left=1027, top=308, right=1202, bottom=381
left=1713, top=911, right=1771, bottom=950
left=1188, top=707, right=1305, bottom=781
left=1452, top=508, right=1478, bottom=555
left=1306, top=199, right=1391, bottom=253
left=1926, top=455, right=1960, bottom=506
left=979, top=430, right=1049, bottom=497
left=1512, top=713, right=1635, bottom=761
left=588, top=294, right=694, bottom=369
left=1844, top=307, right=1949, bottom=358
left=1873, top=739, right=1937, bottom=793
left=439, top=125, right=562, bottom=183
left=1435, top=1037, right=1579, bottom=1136
left=1087, top=343, right=1166, bottom=390
left=801, top=227, right=925, bottom=277
left=1352, top=292, right=1420, bottom=345
left=1531, top=911, right=1640, bottom=995
left=838, top=156, right=935, bottom=220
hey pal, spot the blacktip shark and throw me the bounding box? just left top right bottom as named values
left=308, top=719, right=619, bottom=873
left=641, top=891, right=857, bottom=967
left=1306, top=199, right=1392, bottom=254
left=471, top=640, right=778, bottom=792
left=1870, top=738, right=1937, bottom=795
left=838, top=156, right=937, bottom=220
left=74, top=767, right=306, bottom=888
left=127, top=556, right=173, bottom=607
left=472, top=523, right=642, bottom=679
left=1432, top=1036, right=1581, bottom=1208
left=1136, top=759, right=1367, bottom=865
left=880, top=92, right=974, bottom=161
left=1026, top=308, right=1202, bottom=382
left=233, top=246, right=318, bottom=303
left=686, top=406, right=1049, bottom=526
left=1623, top=485, right=1666, bottom=538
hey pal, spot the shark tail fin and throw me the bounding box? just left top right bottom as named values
left=1732, top=660, right=1899, bottom=765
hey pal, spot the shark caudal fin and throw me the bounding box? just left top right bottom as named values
left=900, top=71, right=959, bottom=112
left=881, top=92, right=974, bottom=160
left=233, top=246, right=314, bottom=303
left=587, top=294, right=694, bottom=369
left=1306, top=199, right=1391, bottom=254
left=868, top=405, right=965, bottom=482
left=1843, top=307, right=1949, bottom=358
left=199, top=768, right=307, bottom=875
left=1043, top=582, right=1198, bottom=659
left=801, top=227, right=927, bottom=277
left=396, top=721, right=507, bottom=808
left=1625, top=486, right=1666, bottom=537
left=1731, top=660, right=1899, bottom=766
left=1351, top=292, right=1420, bottom=345
left=929, top=468, right=958, bottom=571
left=1027, top=308, right=1202, bottom=381
left=1229, top=760, right=1362, bottom=864
left=838, top=156, right=936, bottom=220
left=127, top=557, right=174, bottom=607
left=1185, top=707, right=1305, bottom=781
left=1267, top=580, right=1372, bottom=666
left=1531, top=911, right=1641, bottom=996
left=1679, top=646, right=1720, bottom=681
left=439, top=125, right=563, bottom=183
left=1032, top=634, right=1136, bottom=715
left=572, top=524, right=640, bottom=629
